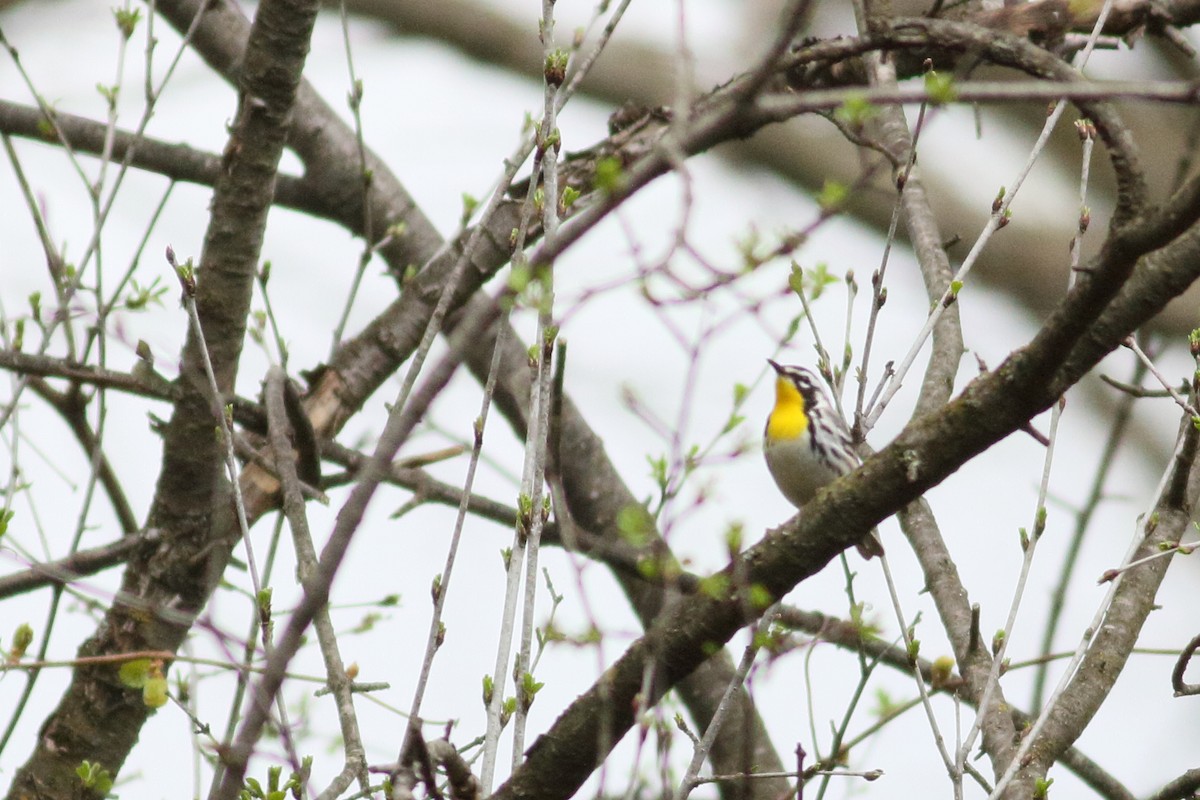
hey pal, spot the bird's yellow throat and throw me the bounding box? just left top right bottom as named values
left=767, top=376, right=809, bottom=441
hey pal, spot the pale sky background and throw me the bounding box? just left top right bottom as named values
left=0, top=1, right=1196, bottom=798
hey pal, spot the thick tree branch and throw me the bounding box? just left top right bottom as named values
left=0, top=99, right=328, bottom=220
left=1148, top=768, right=1200, bottom=800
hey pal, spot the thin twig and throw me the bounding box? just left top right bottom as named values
left=1031, top=356, right=1144, bottom=709
left=676, top=605, right=781, bottom=800
left=0, top=529, right=159, bottom=599
left=265, top=368, right=371, bottom=797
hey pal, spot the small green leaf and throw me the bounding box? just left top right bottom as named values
left=560, top=186, right=580, bottom=212
left=113, top=7, right=142, bottom=39
left=833, top=93, right=877, bottom=128
left=119, top=658, right=153, bottom=688
left=543, top=48, right=569, bottom=87
left=500, top=696, right=517, bottom=727
left=872, top=687, right=900, bottom=718
left=519, top=671, right=544, bottom=711
left=347, top=78, right=364, bottom=110
left=76, top=761, right=114, bottom=795
left=126, top=276, right=169, bottom=311
left=461, top=192, right=479, bottom=226
left=143, top=675, right=169, bottom=708
left=617, top=503, right=655, bottom=545
left=735, top=227, right=765, bottom=271
left=697, top=574, right=730, bottom=599
left=923, top=70, right=957, bottom=104
left=816, top=180, right=849, bottom=213
left=747, top=582, right=773, bottom=611
left=787, top=266, right=805, bottom=296
left=95, top=82, right=119, bottom=106
left=593, top=157, right=625, bottom=194
left=7, top=623, right=34, bottom=663
left=646, top=454, right=667, bottom=489
left=257, top=588, right=273, bottom=620
left=993, top=185, right=1007, bottom=212
left=790, top=261, right=838, bottom=300
left=636, top=555, right=660, bottom=580
left=725, top=522, right=744, bottom=554
left=508, top=264, right=532, bottom=294
left=930, top=655, right=955, bottom=689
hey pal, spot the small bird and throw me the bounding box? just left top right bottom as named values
left=763, top=360, right=884, bottom=558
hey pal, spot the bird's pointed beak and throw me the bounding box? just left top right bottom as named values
left=767, top=359, right=783, bottom=374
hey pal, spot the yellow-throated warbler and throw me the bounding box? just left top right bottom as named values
left=763, top=360, right=884, bottom=559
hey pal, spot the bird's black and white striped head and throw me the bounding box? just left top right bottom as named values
left=767, top=360, right=830, bottom=411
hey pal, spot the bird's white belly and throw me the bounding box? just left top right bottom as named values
left=764, top=435, right=842, bottom=509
